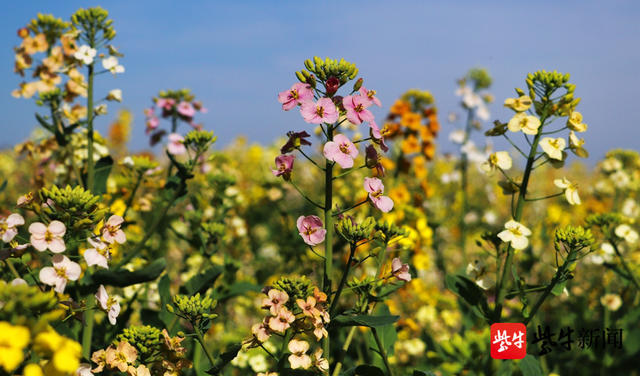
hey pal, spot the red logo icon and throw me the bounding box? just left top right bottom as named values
left=491, top=323, right=527, bottom=359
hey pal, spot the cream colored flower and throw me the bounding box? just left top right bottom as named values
left=615, top=224, right=638, bottom=243
left=600, top=293, right=622, bottom=311
left=554, top=177, right=581, bottom=205
left=610, top=170, right=630, bottom=189
left=102, top=56, right=124, bottom=74
left=497, top=220, right=531, bottom=250
left=74, top=45, right=96, bottom=65
left=287, top=339, right=311, bottom=369
left=567, top=111, right=588, bottom=132
left=504, top=95, right=532, bottom=112
left=569, top=131, right=584, bottom=148
left=540, top=137, right=566, bottom=160
left=507, top=113, right=541, bottom=135
left=465, top=260, right=495, bottom=290
left=481, top=151, right=512, bottom=174
left=601, top=157, right=622, bottom=172
left=106, top=89, right=122, bottom=102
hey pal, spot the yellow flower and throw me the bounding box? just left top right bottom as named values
left=481, top=151, right=512, bottom=174
left=401, top=112, right=422, bottom=131
left=24, top=364, right=44, bottom=376
left=34, top=328, right=82, bottom=375
left=539, top=137, right=566, bottom=160
left=503, top=95, right=532, bottom=112
left=413, top=253, right=430, bottom=271
left=110, top=199, right=127, bottom=217
left=507, top=113, right=541, bottom=135
left=567, top=111, right=588, bottom=132
left=554, top=177, right=581, bottom=205
left=0, top=321, right=30, bottom=372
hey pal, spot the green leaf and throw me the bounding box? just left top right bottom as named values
left=214, top=281, right=261, bottom=301
left=519, top=354, right=543, bottom=376
left=0, top=179, right=7, bottom=193
left=332, top=314, right=400, bottom=328
left=205, top=343, right=242, bottom=375
left=182, top=265, right=223, bottom=295
left=496, top=360, right=513, bottom=376
left=413, top=370, right=436, bottom=376
left=341, top=365, right=385, bottom=376
left=445, top=274, right=489, bottom=316
left=551, top=280, right=567, bottom=296
left=157, top=274, right=175, bottom=332
left=93, top=156, right=114, bottom=195
left=82, top=258, right=166, bottom=290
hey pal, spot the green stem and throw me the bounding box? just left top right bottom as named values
left=122, top=173, right=143, bottom=219
left=524, top=192, right=564, bottom=201
left=611, top=241, right=640, bottom=290
left=290, top=181, right=325, bottom=210
left=372, top=327, right=394, bottom=376
left=332, top=199, right=367, bottom=217
left=459, top=108, right=473, bottom=261
left=82, top=294, right=95, bottom=359
left=194, top=326, right=216, bottom=366
left=322, top=125, right=334, bottom=359
left=329, top=243, right=356, bottom=316
left=86, top=61, right=95, bottom=192
left=333, top=165, right=366, bottom=180
left=5, top=259, right=21, bottom=280
left=331, top=326, right=357, bottom=376
left=298, top=148, right=324, bottom=171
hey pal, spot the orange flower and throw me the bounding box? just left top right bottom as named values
left=401, top=112, right=422, bottom=131
left=61, top=35, right=78, bottom=56
left=422, top=141, right=436, bottom=160
left=390, top=99, right=410, bottom=116
left=401, top=135, right=421, bottom=154
left=389, top=185, right=411, bottom=205
left=21, top=33, right=48, bottom=55
left=382, top=122, right=401, bottom=139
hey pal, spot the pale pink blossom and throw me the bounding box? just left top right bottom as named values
left=300, top=98, right=339, bottom=124
left=368, top=120, right=389, bottom=152
left=268, top=306, right=295, bottom=333
left=323, top=134, right=358, bottom=169
left=392, top=258, right=411, bottom=282
left=156, top=98, right=175, bottom=111
left=0, top=213, right=24, bottom=242
left=95, top=285, right=120, bottom=325
left=288, top=339, right=311, bottom=369
left=278, top=83, right=314, bottom=111
left=167, top=133, right=186, bottom=155
left=313, top=348, right=329, bottom=372
left=364, top=177, right=394, bottom=212
left=102, top=215, right=126, bottom=244
left=272, top=154, right=295, bottom=179
left=29, top=220, right=66, bottom=253
left=251, top=320, right=271, bottom=343
left=359, top=87, right=382, bottom=107
left=343, top=95, right=374, bottom=124
left=39, top=254, right=81, bottom=293
left=84, top=237, right=110, bottom=269
left=177, top=101, right=196, bottom=118
left=296, top=215, right=327, bottom=246
left=261, top=288, right=289, bottom=315
left=312, top=316, right=328, bottom=341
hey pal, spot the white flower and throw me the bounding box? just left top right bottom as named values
left=507, top=113, right=540, bottom=135
left=29, top=221, right=66, bottom=253
left=74, top=45, right=97, bottom=65
left=39, top=254, right=81, bottom=293
left=288, top=339, right=311, bottom=369
left=481, top=151, right=512, bottom=174
left=615, top=224, right=638, bottom=244
left=11, top=278, right=27, bottom=286
left=476, top=103, right=490, bottom=122
left=84, top=237, right=110, bottom=269
left=0, top=213, right=24, bottom=242
left=466, top=260, right=495, bottom=290
left=622, top=198, right=639, bottom=218
left=107, top=89, right=122, bottom=102
left=497, top=220, right=531, bottom=250
left=449, top=129, right=466, bottom=144
left=95, top=284, right=120, bottom=325
left=610, top=170, right=630, bottom=189
left=539, top=137, right=566, bottom=161
left=600, top=293, right=622, bottom=311
left=601, top=157, right=622, bottom=173
left=102, top=56, right=125, bottom=74
left=569, top=131, right=584, bottom=148
left=123, top=156, right=134, bottom=167
left=554, top=177, right=581, bottom=205
left=76, top=363, right=93, bottom=376
left=94, top=104, right=107, bottom=115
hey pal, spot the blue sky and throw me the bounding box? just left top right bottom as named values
left=1, top=1, right=638, bottom=161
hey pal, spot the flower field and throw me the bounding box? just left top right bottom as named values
left=1, top=6, right=639, bottom=376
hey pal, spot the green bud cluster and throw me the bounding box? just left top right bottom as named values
left=297, top=56, right=358, bottom=87
left=605, top=149, right=640, bottom=170
left=0, top=282, right=61, bottom=329
left=157, top=89, right=195, bottom=103
left=336, top=217, right=376, bottom=244
left=485, top=120, right=509, bottom=137
left=527, top=70, right=570, bottom=91
left=401, top=89, right=436, bottom=112
left=28, top=13, right=70, bottom=45
left=202, top=222, right=225, bottom=244
left=467, top=68, right=492, bottom=90
left=36, top=89, right=62, bottom=107
left=37, top=184, right=104, bottom=231
left=168, top=293, right=218, bottom=323
left=586, top=213, right=623, bottom=230
left=375, top=220, right=407, bottom=242
left=272, top=276, right=314, bottom=304
left=116, top=325, right=162, bottom=362
left=183, top=130, right=217, bottom=152
left=554, top=226, right=594, bottom=254
left=71, top=7, right=116, bottom=43
left=126, top=155, right=159, bottom=174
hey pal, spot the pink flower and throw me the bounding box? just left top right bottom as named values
left=167, top=133, right=186, bottom=155
left=39, top=254, right=81, bottom=293
left=145, top=116, right=159, bottom=134
left=272, top=155, right=295, bottom=180
left=29, top=220, right=66, bottom=253
left=268, top=306, right=295, bottom=333
left=177, top=101, right=196, bottom=118
left=300, top=98, right=339, bottom=124
left=84, top=237, right=110, bottom=269
left=261, top=288, right=289, bottom=315
left=102, top=215, right=126, bottom=244
left=95, top=285, right=120, bottom=325
left=391, top=258, right=411, bottom=282
left=251, top=320, right=271, bottom=343
left=156, top=98, right=175, bottom=111
left=365, top=145, right=385, bottom=176
left=359, top=87, right=382, bottom=107
left=278, top=83, right=314, bottom=111
left=323, top=134, right=359, bottom=169
left=343, top=95, right=374, bottom=125
left=0, top=213, right=24, bottom=242
left=364, top=177, right=394, bottom=212
left=368, top=120, right=389, bottom=152
left=297, top=215, right=327, bottom=246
